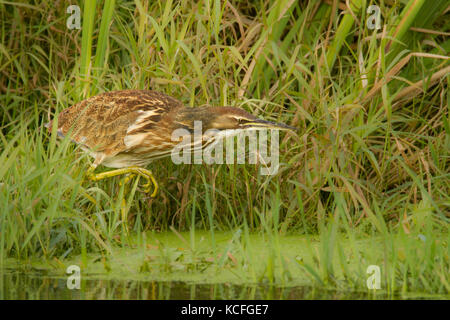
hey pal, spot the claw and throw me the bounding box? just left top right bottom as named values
left=88, top=166, right=158, bottom=197
left=120, top=173, right=136, bottom=187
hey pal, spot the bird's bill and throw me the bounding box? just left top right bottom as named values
left=243, top=119, right=297, bottom=131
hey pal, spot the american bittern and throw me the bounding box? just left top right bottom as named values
left=47, top=90, right=295, bottom=199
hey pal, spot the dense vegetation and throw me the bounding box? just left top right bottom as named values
left=0, top=0, right=448, bottom=296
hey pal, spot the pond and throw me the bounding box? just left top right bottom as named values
left=1, top=231, right=446, bottom=300
left=1, top=269, right=386, bottom=300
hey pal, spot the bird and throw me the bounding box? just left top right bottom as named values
left=46, top=89, right=295, bottom=199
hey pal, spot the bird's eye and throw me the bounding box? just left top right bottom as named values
left=238, top=118, right=247, bottom=125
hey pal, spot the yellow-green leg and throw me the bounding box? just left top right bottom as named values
left=87, top=166, right=158, bottom=198
left=86, top=165, right=158, bottom=234
left=118, top=176, right=133, bottom=235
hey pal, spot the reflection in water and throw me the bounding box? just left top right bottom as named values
left=1, top=269, right=380, bottom=300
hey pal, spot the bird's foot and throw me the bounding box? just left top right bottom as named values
left=87, top=166, right=158, bottom=198
left=134, top=167, right=158, bottom=197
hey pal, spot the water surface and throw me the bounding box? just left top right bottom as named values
left=2, top=269, right=387, bottom=300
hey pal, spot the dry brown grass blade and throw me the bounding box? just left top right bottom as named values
left=392, top=65, right=450, bottom=103
left=409, top=27, right=450, bottom=36
left=226, top=2, right=245, bottom=38
left=238, top=0, right=296, bottom=98
left=385, top=0, right=422, bottom=52
left=360, top=52, right=450, bottom=105
left=238, top=40, right=267, bottom=99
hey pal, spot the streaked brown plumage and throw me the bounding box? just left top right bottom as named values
left=47, top=89, right=295, bottom=197
left=48, top=90, right=183, bottom=168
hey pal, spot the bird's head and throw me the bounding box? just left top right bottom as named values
left=174, top=106, right=296, bottom=133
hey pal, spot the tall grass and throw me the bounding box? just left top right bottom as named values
left=0, top=0, right=448, bottom=296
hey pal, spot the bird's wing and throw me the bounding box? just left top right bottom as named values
left=52, top=90, right=183, bottom=156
